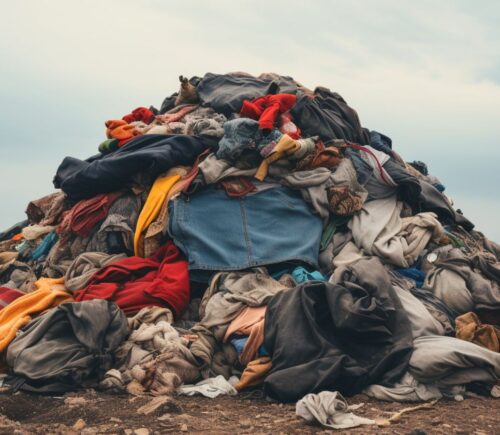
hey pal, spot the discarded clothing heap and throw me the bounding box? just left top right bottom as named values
left=0, top=72, right=498, bottom=415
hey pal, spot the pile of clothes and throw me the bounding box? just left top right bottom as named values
left=1, top=73, right=499, bottom=412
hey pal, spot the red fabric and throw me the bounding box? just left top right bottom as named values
left=0, top=287, right=25, bottom=309
left=122, top=107, right=155, bottom=124
left=74, top=242, right=190, bottom=317
left=59, top=192, right=122, bottom=238
left=278, top=112, right=301, bottom=139
left=240, top=94, right=297, bottom=130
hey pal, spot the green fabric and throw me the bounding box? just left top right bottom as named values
left=320, top=215, right=351, bottom=251
left=98, top=138, right=119, bottom=154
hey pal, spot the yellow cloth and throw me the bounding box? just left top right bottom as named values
left=234, top=357, right=272, bottom=391
left=0, top=277, right=72, bottom=353
left=134, top=174, right=181, bottom=257
left=255, top=135, right=299, bottom=181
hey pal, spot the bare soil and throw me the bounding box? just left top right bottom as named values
left=0, top=390, right=498, bottom=434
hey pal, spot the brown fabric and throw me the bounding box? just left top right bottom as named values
left=26, top=192, right=67, bottom=226
left=235, top=356, right=272, bottom=391
left=223, top=306, right=266, bottom=366
left=456, top=312, right=500, bottom=352
left=326, top=185, right=364, bottom=216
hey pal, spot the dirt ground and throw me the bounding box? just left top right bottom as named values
left=0, top=390, right=498, bottom=434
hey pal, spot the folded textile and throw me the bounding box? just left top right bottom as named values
left=0, top=287, right=24, bottom=309
left=64, top=252, right=127, bottom=293
left=264, top=258, right=413, bottom=402
left=59, top=192, right=122, bottom=238
left=409, top=335, right=500, bottom=387
left=178, top=375, right=237, bottom=398
left=240, top=93, right=297, bottom=130
left=234, top=356, right=272, bottom=391
left=54, top=134, right=211, bottom=199
left=296, top=391, right=375, bottom=430
left=423, top=245, right=500, bottom=314
left=455, top=312, right=500, bottom=352
left=363, top=372, right=442, bottom=402
left=96, top=191, right=142, bottom=254
left=169, top=186, right=323, bottom=281
left=223, top=306, right=265, bottom=366
left=290, top=87, right=370, bottom=144
left=6, top=300, right=128, bottom=393
left=74, top=242, right=189, bottom=317
left=349, top=195, right=443, bottom=268
left=0, top=285, right=72, bottom=352
left=134, top=173, right=181, bottom=257
left=197, top=72, right=298, bottom=116
left=25, top=192, right=66, bottom=226
left=100, top=311, right=197, bottom=395
left=122, top=107, right=155, bottom=124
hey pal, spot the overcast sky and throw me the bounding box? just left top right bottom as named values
left=1, top=0, right=499, bottom=241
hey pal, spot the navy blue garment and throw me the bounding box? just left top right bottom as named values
left=169, top=186, right=323, bottom=282
left=197, top=72, right=298, bottom=116
left=369, top=130, right=393, bottom=157
left=53, top=135, right=214, bottom=200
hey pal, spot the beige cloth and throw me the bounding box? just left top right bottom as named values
left=64, top=252, right=127, bottom=292
left=101, top=313, right=199, bottom=395
left=349, top=195, right=443, bottom=267
left=21, top=225, right=56, bottom=241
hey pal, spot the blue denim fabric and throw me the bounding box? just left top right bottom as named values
left=169, top=186, right=322, bottom=280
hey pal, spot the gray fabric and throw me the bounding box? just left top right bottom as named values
left=359, top=146, right=398, bottom=200
left=282, top=168, right=333, bottom=220
left=422, top=245, right=500, bottom=314
left=6, top=300, right=129, bottom=393
left=389, top=270, right=454, bottom=335
left=389, top=272, right=445, bottom=338
left=409, top=335, right=500, bottom=387
left=64, top=252, right=127, bottom=293
left=96, top=192, right=142, bottom=253
left=282, top=159, right=368, bottom=222
left=190, top=269, right=287, bottom=372
left=349, top=195, right=443, bottom=267
left=199, top=269, right=288, bottom=329
left=363, top=372, right=442, bottom=402
left=0, top=260, right=36, bottom=292
left=296, top=391, right=375, bottom=429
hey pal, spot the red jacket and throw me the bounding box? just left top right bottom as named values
left=74, top=242, right=189, bottom=317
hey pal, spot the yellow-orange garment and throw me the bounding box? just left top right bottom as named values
left=235, top=356, right=272, bottom=391
left=224, top=306, right=266, bottom=366
left=0, top=277, right=72, bottom=353
left=105, top=120, right=139, bottom=141
left=456, top=312, right=500, bottom=352
left=255, top=134, right=299, bottom=181
left=134, top=173, right=182, bottom=257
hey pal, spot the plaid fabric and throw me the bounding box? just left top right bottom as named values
left=0, top=287, right=25, bottom=309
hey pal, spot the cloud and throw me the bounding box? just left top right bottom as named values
left=0, top=0, right=499, bottom=241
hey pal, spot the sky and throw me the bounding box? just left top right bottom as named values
left=0, top=0, right=499, bottom=241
